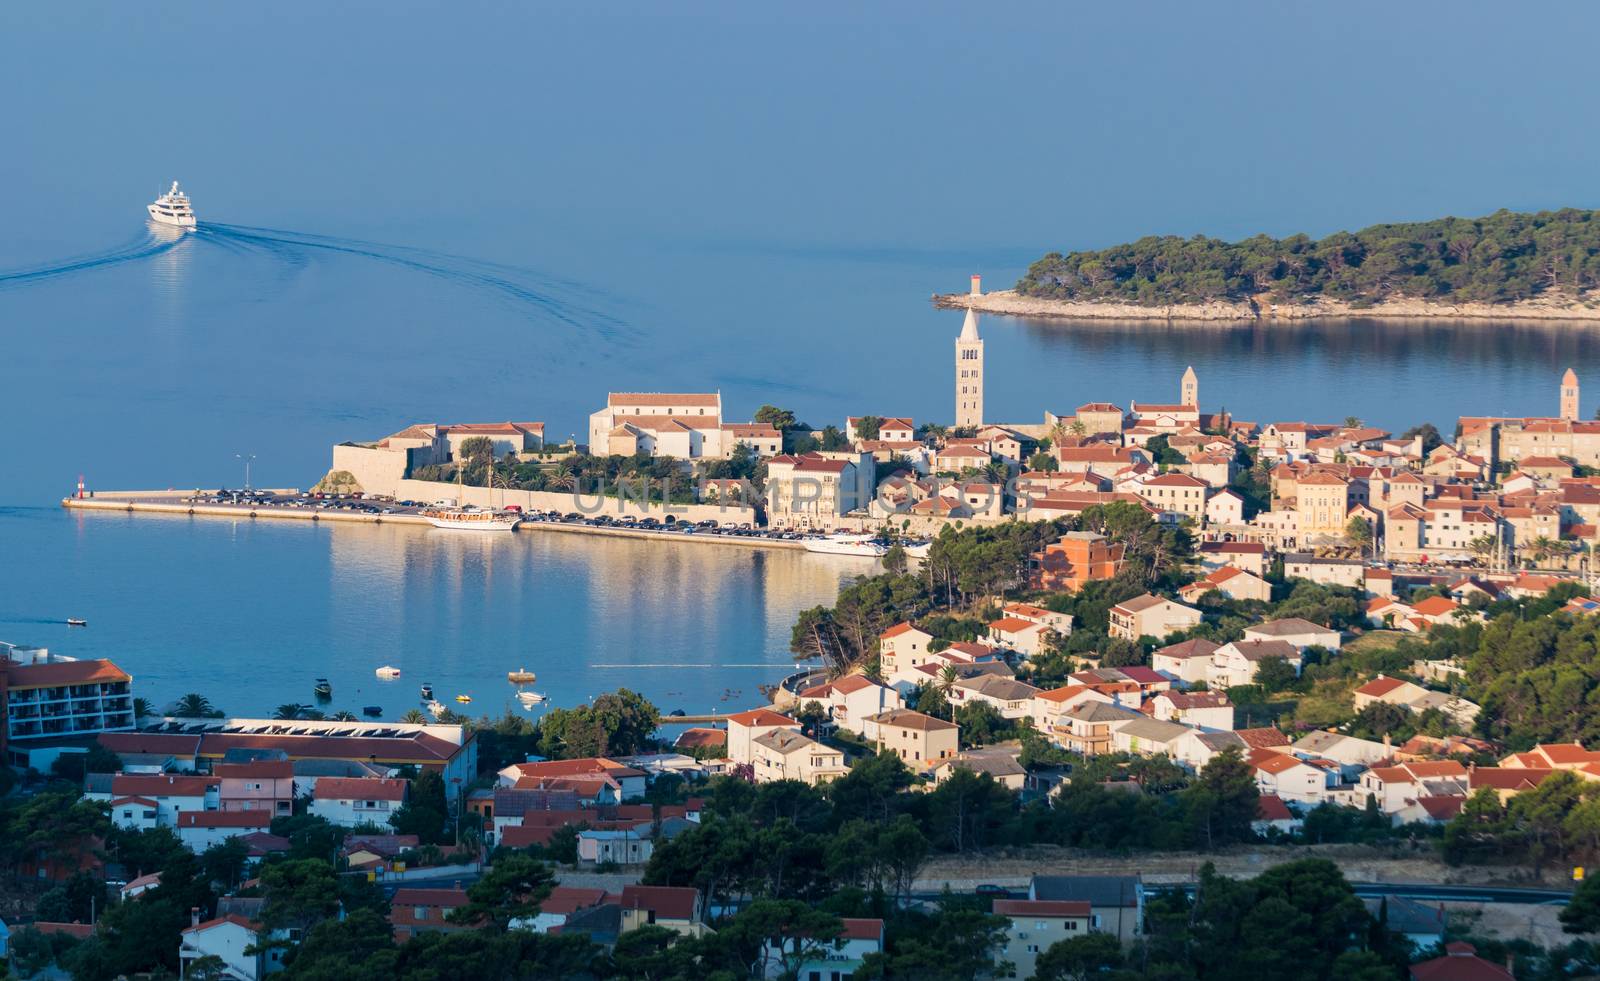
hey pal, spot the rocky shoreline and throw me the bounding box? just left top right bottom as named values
left=934, top=288, right=1600, bottom=323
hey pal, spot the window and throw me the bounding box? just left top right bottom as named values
left=1026, top=944, right=1040, bottom=953
left=414, top=907, right=427, bottom=920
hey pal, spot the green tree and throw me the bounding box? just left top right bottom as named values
left=458, top=435, right=496, bottom=466
left=168, top=692, right=221, bottom=718
left=390, top=769, right=451, bottom=845
left=451, top=852, right=556, bottom=931
left=1181, top=747, right=1259, bottom=849
left=1562, top=875, right=1600, bottom=934
left=259, top=859, right=344, bottom=942
left=853, top=415, right=884, bottom=441
left=1031, top=931, right=1125, bottom=981
left=1345, top=515, right=1373, bottom=557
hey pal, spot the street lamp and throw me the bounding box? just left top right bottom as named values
left=236, top=453, right=256, bottom=492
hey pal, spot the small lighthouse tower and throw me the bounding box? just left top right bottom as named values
left=970, top=274, right=982, bottom=297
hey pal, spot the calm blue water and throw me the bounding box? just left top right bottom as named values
left=0, top=506, right=853, bottom=719
left=4, top=2, right=1600, bottom=715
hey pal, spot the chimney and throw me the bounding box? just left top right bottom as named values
left=191, top=907, right=200, bottom=927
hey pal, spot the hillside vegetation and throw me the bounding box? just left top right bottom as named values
left=1017, top=208, right=1600, bottom=307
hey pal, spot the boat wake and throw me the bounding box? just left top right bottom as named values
left=0, top=230, right=186, bottom=289
left=197, top=223, right=629, bottom=341
left=0, top=222, right=630, bottom=343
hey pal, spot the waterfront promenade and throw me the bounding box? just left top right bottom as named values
left=60, top=490, right=811, bottom=552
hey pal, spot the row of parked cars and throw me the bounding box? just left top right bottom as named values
left=517, top=510, right=802, bottom=539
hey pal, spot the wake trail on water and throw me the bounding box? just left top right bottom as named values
left=0, top=223, right=631, bottom=344
left=0, top=230, right=184, bottom=290
left=198, top=223, right=630, bottom=342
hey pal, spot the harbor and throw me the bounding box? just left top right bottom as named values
left=60, top=489, right=813, bottom=551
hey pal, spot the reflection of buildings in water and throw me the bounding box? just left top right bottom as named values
left=325, top=524, right=852, bottom=684
left=1012, top=316, right=1600, bottom=369
left=1001, top=315, right=1600, bottom=426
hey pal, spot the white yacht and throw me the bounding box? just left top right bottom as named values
left=147, top=181, right=197, bottom=228
left=421, top=506, right=520, bottom=532
left=803, top=533, right=888, bottom=558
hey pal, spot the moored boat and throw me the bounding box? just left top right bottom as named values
left=420, top=683, right=435, bottom=700
left=426, top=699, right=446, bottom=717
left=362, top=705, right=382, bottom=716
left=421, top=506, right=520, bottom=531
left=516, top=690, right=547, bottom=705
left=376, top=665, right=402, bottom=679
left=803, top=533, right=888, bottom=557
left=313, top=678, right=332, bottom=698
left=454, top=693, right=472, bottom=703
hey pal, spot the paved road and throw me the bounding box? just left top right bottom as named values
left=910, top=881, right=1573, bottom=906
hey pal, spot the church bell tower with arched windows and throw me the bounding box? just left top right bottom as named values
left=955, top=307, right=984, bottom=429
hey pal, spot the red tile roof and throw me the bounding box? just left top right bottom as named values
left=993, top=899, right=1091, bottom=917
left=541, top=886, right=609, bottom=916
left=5, top=658, right=131, bottom=688
left=841, top=917, right=885, bottom=941
left=619, top=885, right=698, bottom=921
left=1256, top=796, right=1294, bottom=821
left=724, top=709, right=797, bottom=728
left=608, top=392, right=719, bottom=407
left=392, top=887, right=469, bottom=908
left=111, top=774, right=219, bottom=798
left=313, top=777, right=408, bottom=802
left=1410, top=943, right=1514, bottom=981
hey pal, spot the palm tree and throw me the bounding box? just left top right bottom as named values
left=936, top=665, right=960, bottom=719
left=169, top=693, right=216, bottom=718
left=273, top=703, right=308, bottom=720
left=1468, top=534, right=1499, bottom=565
left=330, top=710, right=358, bottom=721
left=400, top=709, right=428, bottom=724
left=1527, top=536, right=1561, bottom=568
left=133, top=697, right=154, bottom=721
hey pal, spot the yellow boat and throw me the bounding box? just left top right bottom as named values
left=454, top=694, right=472, bottom=703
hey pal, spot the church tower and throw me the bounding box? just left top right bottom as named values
left=955, top=309, right=984, bottom=429
left=1181, top=365, right=1199, bottom=408
left=1561, top=368, right=1580, bottom=421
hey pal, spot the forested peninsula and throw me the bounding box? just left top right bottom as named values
left=939, top=208, right=1600, bottom=322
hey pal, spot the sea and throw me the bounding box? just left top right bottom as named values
left=3, top=2, right=1599, bottom=719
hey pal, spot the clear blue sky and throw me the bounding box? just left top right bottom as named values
left=4, top=1, right=1598, bottom=258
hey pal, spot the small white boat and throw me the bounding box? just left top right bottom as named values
left=422, top=506, right=520, bottom=532
left=803, top=533, right=888, bottom=558
left=516, top=690, right=548, bottom=705
left=426, top=699, right=447, bottom=717
left=147, top=181, right=197, bottom=229
left=375, top=666, right=402, bottom=679
left=66, top=617, right=88, bottom=627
